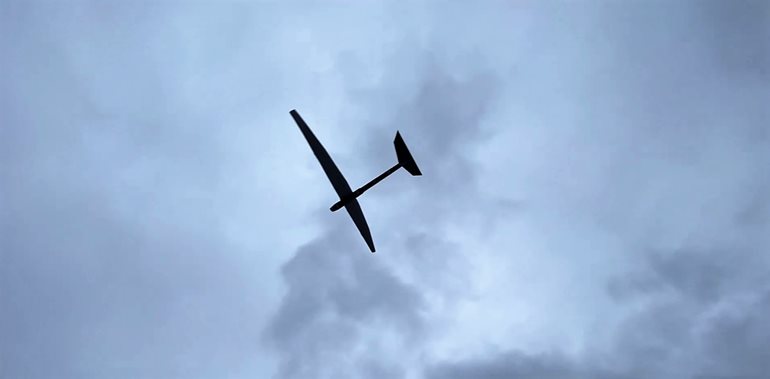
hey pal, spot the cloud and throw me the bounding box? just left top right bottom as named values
left=425, top=351, right=629, bottom=379
left=263, top=221, right=425, bottom=379
left=0, top=3, right=301, bottom=378
left=4, top=1, right=768, bottom=378
left=263, top=27, right=505, bottom=378
left=426, top=248, right=770, bottom=378
left=422, top=1, right=770, bottom=378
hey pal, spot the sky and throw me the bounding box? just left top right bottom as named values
left=1, top=1, right=769, bottom=378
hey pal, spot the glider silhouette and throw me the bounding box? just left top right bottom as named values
left=290, top=109, right=422, bottom=253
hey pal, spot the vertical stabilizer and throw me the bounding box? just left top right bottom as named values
left=394, top=131, right=422, bottom=176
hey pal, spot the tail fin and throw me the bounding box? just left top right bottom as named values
left=394, top=131, right=422, bottom=176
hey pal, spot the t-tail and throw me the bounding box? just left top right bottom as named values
left=394, top=131, right=422, bottom=176
left=329, top=131, right=421, bottom=212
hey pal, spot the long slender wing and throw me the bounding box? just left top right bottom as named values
left=290, top=109, right=376, bottom=253
left=344, top=199, right=376, bottom=253
left=290, top=109, right=353, bottom=199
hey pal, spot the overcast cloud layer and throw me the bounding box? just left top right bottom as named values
left=2, top=1, right=769, bottom=379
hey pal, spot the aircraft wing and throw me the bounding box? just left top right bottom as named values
left=290, top=109, right=353, bottom=199
left=290, top=109, right=376, bottom=252
left=344, top=199, right=375, bottom=252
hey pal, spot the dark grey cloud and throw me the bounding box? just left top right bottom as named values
left=604, top=248, right=770, bottom=379
left=341, top=51, right=508, bottom=288
left=264, top=220, right=425, bottom=379
left=4, top=1, right=769, bottom=378
left=695, top=0, right=770, bottom=79
left=425, top=351, right=629, bottom=379
left=423, top=1, right=770, bottom=379
left=353, top=57, right=500, bottom=206
left=428, top=237, right=770, bottom=378
left=264, top=45, right=503, bottom=377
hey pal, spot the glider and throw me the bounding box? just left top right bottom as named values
left=290, top=109, right=422, bottom=253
